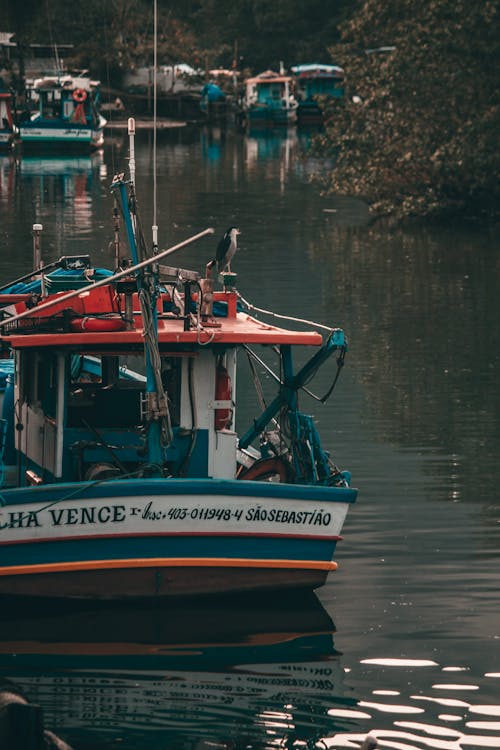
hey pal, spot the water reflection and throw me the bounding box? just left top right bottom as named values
left=0, top=151, right=109, bottom=276
left=0, top=593, right=354, bottom=750
left=18, top=151, right=105, bottom=177
left=1, top=593, right=498, bottom=749
left=0, top=154, right=15, bottom=206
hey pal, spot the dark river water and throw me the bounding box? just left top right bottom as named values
left=0, top=124, right=499, bottom=750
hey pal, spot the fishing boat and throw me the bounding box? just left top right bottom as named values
left=0, top=120, right=356, bottom=600
left=17, top=71, right=106, bottom=152
left=0, top=85, right=17, bottom=150
left=241, top=69, right=298, bottom=127
left=291, top=63, right=345, bottom=126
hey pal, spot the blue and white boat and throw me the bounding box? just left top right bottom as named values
left=18, top=72, right=106, bottom=152
left=0, top=122, right=356, bottom=600
left=291, top=64, right=344, bottom=126
left=242, top=70, right=298, bottom=127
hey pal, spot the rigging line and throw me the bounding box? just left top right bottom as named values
left=245, top=344, right=331, bottom=403
left=0, top=467, right=153, bottom=527
left=45, top=0, right=61, bottom=76
left=102, top=13, right=117, bottom=176
left=237, top=293, right=334, bottom=333
left=153, top=0, right=158, bottom=248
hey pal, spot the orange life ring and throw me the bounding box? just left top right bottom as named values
left=69, top=316, right=126, bottom=333
left=73, top=88, right=87, bottom=103
left=214, top=362, right=232, bottom=430
left=237, top=457, right=292, bottom=483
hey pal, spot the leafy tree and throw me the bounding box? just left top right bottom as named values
left=2, top=0, right=356, bottom=82
left=317, top=0, right=500, bottom=220
left=173, top=0, right=355, bottom=71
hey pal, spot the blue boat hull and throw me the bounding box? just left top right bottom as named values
left=0, top=478, right=356, bottom=599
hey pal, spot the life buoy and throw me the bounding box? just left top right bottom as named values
left=69, top=316, right=126, bottom=333
left=237, top=457, right=292, bottom=483
left=214, top=362, right=232, bottom=430
left=73, top=88, right=87, bottom=103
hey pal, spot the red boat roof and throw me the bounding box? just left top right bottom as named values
left=0, top=286, right=326, bottom=349
left=4, top=312, right=324, bottom=349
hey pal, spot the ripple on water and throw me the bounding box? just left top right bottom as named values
left=316, top=657, right=500, bottom=750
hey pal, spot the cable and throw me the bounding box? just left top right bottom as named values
left=238, top=293, right=335, bottom=333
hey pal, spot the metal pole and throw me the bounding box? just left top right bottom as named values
left=128, top=118, right=136, bottom=188
left=32, top=223, right=43, bottom=271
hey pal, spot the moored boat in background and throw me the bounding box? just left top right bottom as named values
left=291, top=63, right=344, bottom=126
left=17, top=71, right=106, bottom=152
left=241, top=69, right=298, bottom=127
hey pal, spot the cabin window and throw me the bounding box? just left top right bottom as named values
left=40, top=91, right=62, bottom=120
left=63, top=99, right=74, bottom=119
left=21, top=351, right=57, bottom=417
left=66, top=353, right=182, bottom=430
left=67, top=354, right=144, bottom=428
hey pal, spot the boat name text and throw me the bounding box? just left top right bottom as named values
left=0, top=500, right=333, bottom=530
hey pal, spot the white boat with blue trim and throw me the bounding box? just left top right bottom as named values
left=0, top=122, right=356, bottom=600
left=18, top=72, right=106, bottom=152
left=242, top=69, right=298, bottom=127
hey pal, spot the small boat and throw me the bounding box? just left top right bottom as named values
left=291, top=63, right=344, bottom=126
left=0, top=121, right=356, bottom=600
left=0, top=85, right=17, bottom=150
left=241, top=69, right=298, bottom=127
left=18, top=71, right=106, bottom=152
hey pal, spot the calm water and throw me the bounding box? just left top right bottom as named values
left=0, top=125, right=499, bottom=750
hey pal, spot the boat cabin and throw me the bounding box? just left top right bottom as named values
left=24, top=73, right=101, bottom=126
left=291, top=64, right=344, bottom=102
left=1, top=264, right=333, bottom=490
left=243, top=70, right=297, bottom=124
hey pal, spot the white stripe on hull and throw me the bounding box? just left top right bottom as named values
left=0, top=492, right=349, bottom=544
left=20, top=127, right=104, bottom=147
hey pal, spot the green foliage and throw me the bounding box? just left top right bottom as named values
left=2, top=0, right=354, bottom=80
left=318, top=0, right=500, bottom=220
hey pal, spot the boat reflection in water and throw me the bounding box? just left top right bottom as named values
left=16, top=151, right=106, bottom=245
left=18, top=150, right=105, bottom=177
left=245, top=127, right=298, bottom=163
left=0, top=592, right=354, bottom=749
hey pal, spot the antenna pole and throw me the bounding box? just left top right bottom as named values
left=32, top=223, right=43, bottom=271
left=152, top=0, right=158, bottom=250
left=128, top=117, right=136, bottom=187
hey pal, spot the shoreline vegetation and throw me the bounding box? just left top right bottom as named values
left=1, top=0, right=498, bottom=222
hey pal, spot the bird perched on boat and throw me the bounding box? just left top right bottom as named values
left=216, top=227, right=241, bottom=273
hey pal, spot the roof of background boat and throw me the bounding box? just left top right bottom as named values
left=291, top=64, right=344, bottom=76
left=245, top=70, right=293, bottom=84
left=27, top=73, right=101, bottom=91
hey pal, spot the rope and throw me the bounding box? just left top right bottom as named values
left=138, top=286, right=173, bottom=446
left=0, top=466, right=163, bottom=529
left=237, top=293, right=334, bottom=333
